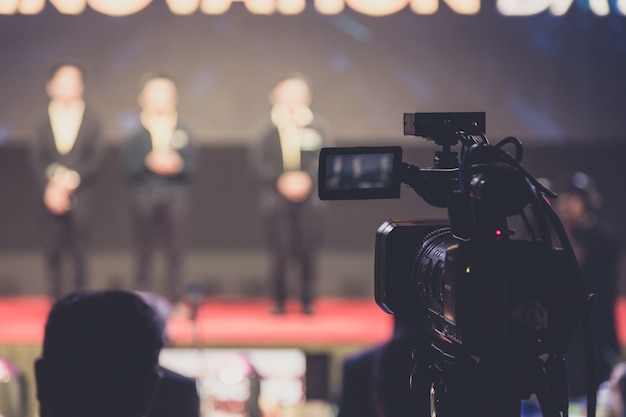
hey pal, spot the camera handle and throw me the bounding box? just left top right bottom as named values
left=400, top=163, right=458, bottom=208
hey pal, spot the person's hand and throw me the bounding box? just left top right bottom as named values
left=277, top=171, right=312, bottom=203
left=44, top=181, right=71, bottom=215
left=145, top=150, right=183, bottom=176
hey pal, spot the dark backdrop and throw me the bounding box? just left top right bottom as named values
left=2, top=141, right=625, bottom=252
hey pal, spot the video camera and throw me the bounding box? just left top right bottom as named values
left=319, top=113, right=590, bottom=417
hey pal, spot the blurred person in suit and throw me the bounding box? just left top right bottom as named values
left=371, top=334, right=430, bottom=417
left=336, top=314, right=430, bottom=417
left=249, top=73, right=331, bottom=315
left=123, top=74, right=196, bottom=305
left=554, top=172, right=622, bottom=401
left=29, top=63, right=105, bottom=300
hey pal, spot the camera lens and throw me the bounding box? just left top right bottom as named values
left=414, top=228, right=457, bottom=316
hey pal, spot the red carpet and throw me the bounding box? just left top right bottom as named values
left=0, top=297, right=51, bottom=344
left=0, top=296, right=394, bottom=347
left=3, top=296, right=626, bottom=347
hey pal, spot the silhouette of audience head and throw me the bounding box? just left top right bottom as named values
left=555, top=171, right=602, bottom=228
left=35, top=290, right=164, bottom=417
left=391, top=313, right=431, bottom=340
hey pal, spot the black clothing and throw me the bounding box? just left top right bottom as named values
left=337, top=314, right=430, bottom=417
left=249, top=118, right=330, bottom=310
left=373, top=337, right=430, bottom=417
left=41, top=204, right=90, bottom=300
left=30, top=109, right=103, bottom=192
left=124, top=127, right=195, bottom=198
left=29, top=109, right=104, bottom=299
left=566, top=217, right=621, bottom=398
left=264, top=199, right=321, bottom=308
left=150, top=366, right=200, bottom=417
left=337, top=347, right=380, bottom=417
left=130, top=192, right=188, bottom=302
left=123, top=125, right=196, bottom=302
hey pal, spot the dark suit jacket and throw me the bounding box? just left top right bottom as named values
left=248, top=117, right=331, bottom=214
left=336, top=347, right=381, bottom=417
left=29, top=108, right=105, bottom=198
left=150, top=366, right=200, bottom=417
left=566, top=218, right=621, bottom=398
left=123, top=125, right=196, bottom=197
left=337, top=315, right=430, bottom=417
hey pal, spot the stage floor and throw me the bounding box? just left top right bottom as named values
left=4, top=295, right=626, bottom=347
left=0, top=296, right=393, bottom=347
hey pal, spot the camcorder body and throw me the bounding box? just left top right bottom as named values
left=319, top=112, right=589, bottom=417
